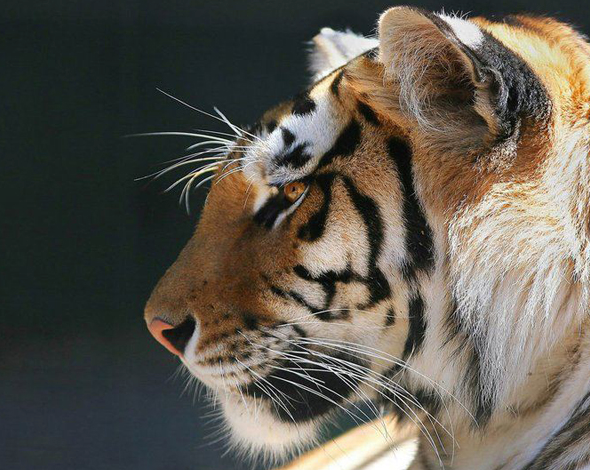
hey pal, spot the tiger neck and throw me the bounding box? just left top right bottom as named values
left=395, top=177, right=590, bottom=468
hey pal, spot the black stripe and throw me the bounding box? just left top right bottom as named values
left=270, top=285, right=322, bottom=316
left=385, top=308, right=396, bottom=327
left=253, top=192, right=292, bottom=228
left=275, top=142, right=313, bottom=168
left=270, top=285, right=290, bottom=300
left=298, top=173, right=335, bottom=241
left=342, top=177, right=391, bottom=308
left=387, top=137, right=434, bottom=280
left=414, top=387, right=443, bottom=416
left=281, top=127, right=295, bottom=146
left=445, top=301, right=494, bottom=425
left=287, top=290, right=323, bottom=316
left=330, top=70, right=345, bottom=97
left=292, top=92, right=316, bottom=116
left=371, top=294, right=430, bottom=420
left=357, top=101, right=380, bottom=125
left=402, top=293, right=427, bottom=358
left=523, top=391, right=590, bottom=469
left=293, top=264, right=356, bottom=320
left=296, top=174, right=391, bottom=318
left=317, top=119, right=361, bottom=169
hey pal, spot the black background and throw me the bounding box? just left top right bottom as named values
left=2, top=1, right=587, bottom=469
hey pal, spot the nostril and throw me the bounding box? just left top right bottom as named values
left=148, top=317, right=196, bottom=357
left=162, top=317, right=196, bottom=355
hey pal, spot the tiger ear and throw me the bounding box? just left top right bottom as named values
left=350, top=7, right=546, bottom=150
left=309, top=28, right=378, bottom=80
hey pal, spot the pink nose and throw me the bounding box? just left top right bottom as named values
left=147, top=318, right=187, bottom=357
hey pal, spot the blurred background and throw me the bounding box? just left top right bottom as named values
left=1, top=1, right=587, bottom=469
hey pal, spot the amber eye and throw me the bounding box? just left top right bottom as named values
left=283, top=181, right=306, bottom=203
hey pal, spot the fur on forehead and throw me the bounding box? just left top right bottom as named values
left=309, top=27, right=378, bottom=80
left=242, top=78, right=350, bottom=186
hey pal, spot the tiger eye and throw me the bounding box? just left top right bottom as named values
left=283, top=182, right=306, bottom=203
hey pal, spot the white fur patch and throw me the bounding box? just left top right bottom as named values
left=243, top=89, right=347, bottom=186
left=220, top=393, right=319, bottom=458
left=438, top=14, right=484, bottom=49
left=310, top=28, right=378, bottom=79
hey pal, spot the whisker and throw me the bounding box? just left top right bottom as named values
left=276, top=336, right=437, bottom=435
left=273, top=362, right=386, bottom=433
left=125, top=131, right=231, bottom=143
left=238, top=332, right=377, bottom=430
left=242, top=174, right=257, bottom=209
left=214, top=158, right=260, bottom=186
left=181, top=174, right=216, bottom=213
left=157, top=147, right=228, bottom=167
left=213, top=106, right=262, bottom=143
left=215, top=163, right=246, bottom=184
left=156, top=88, right=263, bottom=143
left=291, top=338, right=457, bottom=462
left=249, top=336, right=394, bottom=440
left=192, top=128, right=253, bottom=143
left=281, top=339, right=446, bottom=462
left=141, top=156, right=225, bottom=182
left=283, top=320, right=389, bottom=331
left=235, top=357, right=297, bottom=424
left=299, top=336, right=474, bottom=421
left=184, top=141, right=248, bottom=152
left=266, top=349, right=399, bottom=443
left=164, top=163, right=221, bottom=193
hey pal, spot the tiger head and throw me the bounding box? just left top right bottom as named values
left=144, top=7, right=590, bottom=462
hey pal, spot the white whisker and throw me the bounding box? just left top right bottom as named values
left=164, top=163, right=220, bottom=193
left=280, top=337, right=446, bottom=463
left=156, top=88, right=263, bottom=143
left=193, top=128, right=253, bottom=143
left=126, top=131, right=232, bottom=144
left=213, top=106, right=262, bottom=143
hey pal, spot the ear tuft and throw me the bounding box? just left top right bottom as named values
left=309, top=28, right=378, bottom=80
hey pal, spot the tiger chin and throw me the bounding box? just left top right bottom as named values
left=144, top=6, right=590, bottom=470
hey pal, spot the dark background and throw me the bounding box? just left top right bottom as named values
left=2, top=1, right=587, bottom=469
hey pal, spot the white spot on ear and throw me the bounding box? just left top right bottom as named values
left=438, top=14, right=483, bottom=48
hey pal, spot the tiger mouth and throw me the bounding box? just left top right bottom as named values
left=241, top=351, right=368, bottom=423
left=175, top=316, right=376, bottom=426
left=187, top=341, right=370, bottom=424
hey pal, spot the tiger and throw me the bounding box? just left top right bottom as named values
left=143, top=6, right=590, bottom=469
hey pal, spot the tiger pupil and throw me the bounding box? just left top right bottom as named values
left=284, top=182, right=305, bottom=203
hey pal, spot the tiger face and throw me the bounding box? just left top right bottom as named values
left=145, top=68, right=421, bottom=453
left=144, top=6, right=590, bottom=466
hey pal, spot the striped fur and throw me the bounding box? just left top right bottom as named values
left=144, top=7, right=590, bottom=469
